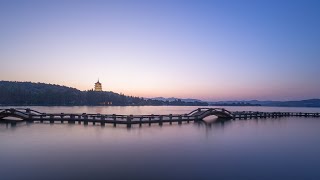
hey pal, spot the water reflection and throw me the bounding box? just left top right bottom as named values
left=0, top=113, right=308, bottom=132
left=0, top=115, right=264, bottom=131
left=1, top=106, right=320, bottom=180
left=196, top=116, right=231, bottom=128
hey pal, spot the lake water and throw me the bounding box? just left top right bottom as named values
left=1, top=106, right=320, bottom=180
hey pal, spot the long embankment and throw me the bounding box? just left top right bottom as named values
left=1, top=108, right=319, bottom=128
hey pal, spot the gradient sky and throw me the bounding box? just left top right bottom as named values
left=1, top=0, right=320, bottom=101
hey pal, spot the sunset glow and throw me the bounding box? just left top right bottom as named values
left=1, top=0, right=319, bottom=101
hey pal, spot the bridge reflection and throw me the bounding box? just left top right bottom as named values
left=0, top=109, right=311, bottom=131
left=196, top=117, right=233, bottom=128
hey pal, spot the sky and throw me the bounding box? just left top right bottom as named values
left=0, top=0, right=320, bottom=101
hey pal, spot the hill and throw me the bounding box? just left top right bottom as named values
left=149, top=97, right=203, bottom=103
left=0, top=81, right=208, bottom=106
left=209, top=99, right=320, bottom=107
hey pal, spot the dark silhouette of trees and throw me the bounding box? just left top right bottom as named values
left=0, top=81, right=209, bottom=106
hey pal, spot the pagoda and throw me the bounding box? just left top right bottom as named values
left=94, top=79, right=102, bottom=91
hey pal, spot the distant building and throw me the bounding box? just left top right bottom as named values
left=94, top=80, right=102, bottom=91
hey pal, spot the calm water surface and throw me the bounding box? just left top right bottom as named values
left=1, top=106, right=320, bottom=180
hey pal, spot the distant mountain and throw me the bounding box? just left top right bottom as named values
left=208, top=100, right=262, bottom=106
left=149, top=97, right=203, bottom=103
left=209, top=99, right=320, bottom=107
left=265, top=99, right=320, bottom=107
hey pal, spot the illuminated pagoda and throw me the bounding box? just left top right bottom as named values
left=94, top=79, right=102, bottom=91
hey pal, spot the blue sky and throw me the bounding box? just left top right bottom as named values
left=0, top=0, right=320, bottom=100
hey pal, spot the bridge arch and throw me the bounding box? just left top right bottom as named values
left=0, top=109, right=30, bottom=121
left=187, top=108, right=234, bottom=120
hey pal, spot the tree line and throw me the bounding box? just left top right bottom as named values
left=0, top=81, right=208, bottom=106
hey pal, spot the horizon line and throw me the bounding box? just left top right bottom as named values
left=1, top=80, right=319, bottom=102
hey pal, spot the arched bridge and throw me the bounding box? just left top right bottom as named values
left=187, top=108, right=234, bottom=119
left=1, top=108, right=319, bottom=128
left=0, top=108, right=235, bottom=128
left=0, top=108, right=234, bottom=122
left=0, top=108, right=43, bottom=120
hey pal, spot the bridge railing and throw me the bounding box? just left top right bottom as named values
left=187, top=108, right=217, bottom=116
left=2, top=108, right=235, bottom=120
left=15, top=108, right=44, bottom=115
left=25, top=112, right=190, bottom=119
left=187, top=108, right=233, bottom=117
